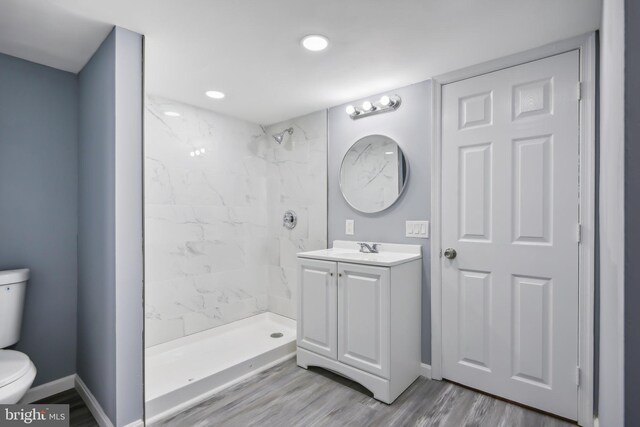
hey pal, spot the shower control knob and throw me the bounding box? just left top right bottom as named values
left=444, top=248, right=457, bottom=260
left=282, top=210, right=297, bottom=230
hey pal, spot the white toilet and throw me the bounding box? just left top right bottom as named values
left=0, top=269, right=37, bottom=404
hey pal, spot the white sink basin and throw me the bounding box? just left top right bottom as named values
left=297, top=240, right=421, bottom=267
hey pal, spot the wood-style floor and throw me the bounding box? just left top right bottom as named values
left=153, top=359, right=576, bottom=427
left=35, top=388, right=98, bottom=427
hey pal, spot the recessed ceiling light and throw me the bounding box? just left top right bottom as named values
left=164, top=111, right=181, bottom=117
left=205, top=90, right=225, bottom=99
left=301, top=35, right=329, bottom=52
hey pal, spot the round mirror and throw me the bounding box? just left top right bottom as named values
left=339, top=134, right=409, bottom=213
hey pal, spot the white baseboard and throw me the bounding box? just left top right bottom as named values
left=420, top=363, right=432, bottom=379
left=75, top=375, right=114, bottom=427
left=22, top=374, right=140, bottom=427
left=20, top=374, right=76, bottom=404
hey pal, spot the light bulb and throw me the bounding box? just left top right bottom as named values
left=345, top=105, right=357, bottom=115
left=379, top=95, right=391, bottom=106
left=200, top=148, right=206, bottom=153
left=190, top=152, right=195, bottom=157
left=195, top=150, right=201, bottom=156
left=362, top=101, right=373, bottom=111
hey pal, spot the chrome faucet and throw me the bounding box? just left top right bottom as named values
left=358, top=242, right=379, bottom=253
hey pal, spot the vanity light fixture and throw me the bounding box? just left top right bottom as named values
left=205, top=90, right=225, bottom=99
left=346, top=94, right=402, bottom=120
left=164, top=111, right=181, bottom=117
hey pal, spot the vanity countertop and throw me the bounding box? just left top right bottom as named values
left=297, top=240, right=422, bottom=267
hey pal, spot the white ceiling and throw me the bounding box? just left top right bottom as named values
left=0, top=0, right=601, bottom=124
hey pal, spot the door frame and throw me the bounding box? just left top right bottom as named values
left=429, top=33, right=596, bottom=426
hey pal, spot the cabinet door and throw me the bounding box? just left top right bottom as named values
left=297, top=258, right=338, bottom=359
left=338, top=263, right=390, bottom=378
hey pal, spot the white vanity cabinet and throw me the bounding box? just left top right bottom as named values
left=337, top=262, right=390, bottom=378
left=296, top=241, right=422, bottom=404
left=297, top=259, right=337, bottom=359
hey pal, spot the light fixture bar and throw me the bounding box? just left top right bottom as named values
left=346, top=95, right=401, bottom=120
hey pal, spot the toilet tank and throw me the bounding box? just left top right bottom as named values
left=0, top=269, right=29, bottom=348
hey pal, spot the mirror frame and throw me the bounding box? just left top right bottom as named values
left=339, top=134, right=409, bottom=214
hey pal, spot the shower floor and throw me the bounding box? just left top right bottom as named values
left=145, top=312, right=296, bottom=423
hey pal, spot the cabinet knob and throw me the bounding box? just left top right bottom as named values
left=330, top=273, right=334, bottom=276
left=339, top=273, right=342, bottom=277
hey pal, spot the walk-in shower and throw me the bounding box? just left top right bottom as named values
left=143, top=95, right=327, bottom=423
left=272, top=127, right=294, bottom=144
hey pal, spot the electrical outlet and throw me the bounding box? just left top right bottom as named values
left=345, top=219, right=354, bottom=235
left=406, top=220, right=429, bottom=238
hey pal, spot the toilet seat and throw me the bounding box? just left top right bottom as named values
left=0, top=350, right=36, bottom=404
left=0, top=350, right=31, bottom=387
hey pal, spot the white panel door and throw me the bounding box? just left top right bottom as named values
left=441, top=50, right=580, bottom=420
left=337, top=263, right=390, bottom=378
left=297, top=259, right=337, bottom=359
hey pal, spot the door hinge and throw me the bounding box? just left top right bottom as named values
left=577, top=223, right=582, bottom=243
left=577, top=81, right=583, bottom=100
left=576, top=366, right=581, bottom=386
left=439, top=249, right=443, bottom=258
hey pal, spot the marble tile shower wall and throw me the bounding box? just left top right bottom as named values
left=144, top=95, right=326, bottom=347
left=264, top=112, right=327, bottom=319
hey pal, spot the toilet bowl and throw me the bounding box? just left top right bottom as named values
left=0, top=269, right=36, bottom=404
left=0, top=350, right=37, bottom=404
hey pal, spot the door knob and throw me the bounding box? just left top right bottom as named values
left=444, top=248, right=457, bottom=259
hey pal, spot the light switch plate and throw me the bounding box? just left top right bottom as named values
left=406, top=220, right=429, bottom=238
left=345, top=219, right=354, bottom=235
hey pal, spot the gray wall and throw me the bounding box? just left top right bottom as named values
left=598, top=0, right=626, bottom=425
left=328, top=81, right=432, bottom=363
left=625, top=0, right=639, bottom=424
left=77, top=27, right=143, bottom=427
left=113, top=27, right=143, bottom=427
left=0, top=53, right=78, bottom=386
left=78, top=28, right=117, bottom=422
